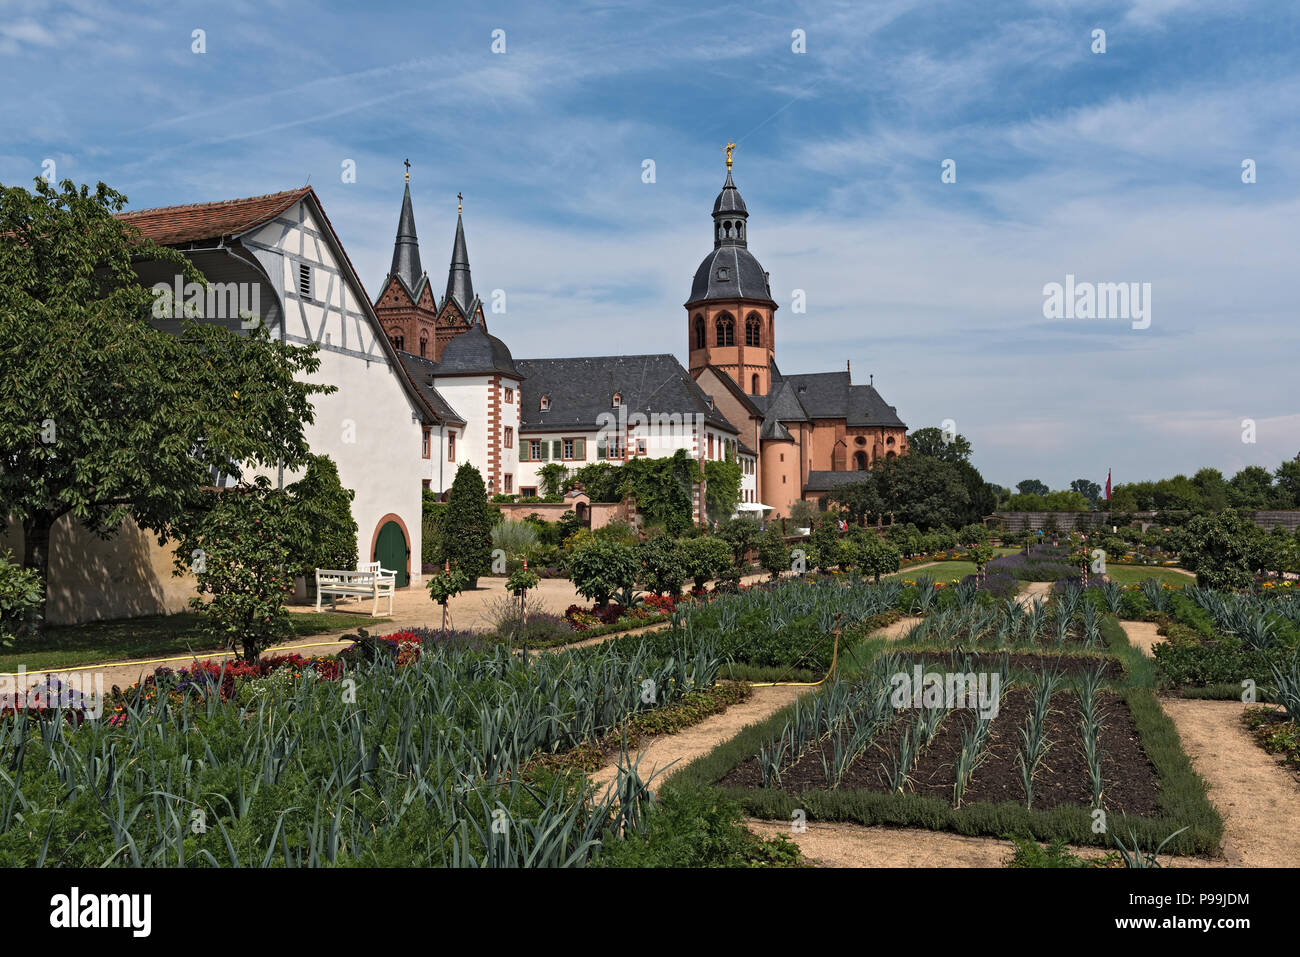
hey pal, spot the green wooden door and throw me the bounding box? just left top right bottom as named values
left=374, top=521, right=408, bottom=587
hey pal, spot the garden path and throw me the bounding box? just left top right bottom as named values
left=25, top=572, right=775, bottom=693
left=1159, top=698, right=1300, bottom=867
left=1122, top=618, right=1299, bottom=867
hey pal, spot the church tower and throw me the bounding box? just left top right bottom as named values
left=685, top=146, right=777, bottom=397
left=374, top=160, right=438, bottom=357
left=432, top=192, right=487, bottom=360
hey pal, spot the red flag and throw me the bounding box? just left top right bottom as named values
left=1105, top=469, right=1111, bottom=500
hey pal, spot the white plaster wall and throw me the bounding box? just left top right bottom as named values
left=434, top=376, right=492, bottom=488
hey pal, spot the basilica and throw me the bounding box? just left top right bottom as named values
left=374, top=152, right=910, bottom=519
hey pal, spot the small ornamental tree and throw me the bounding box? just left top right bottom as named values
left=0, top=550, right=44, bottom=646
left=426, top=565, right=469, bottom=635
left=443, top=463, right=494, bottom=587
left=757, top=525, right=791, bottom=581
left=681, top=536, right=735, bottom=591
left=718, top=515, right=762, bottom=569
left=1176, top=510, right=1265, bottom=590
left=568, top=537, right=638, bottom=608
left=177, top=477, right=295, bottom=661
left=965, top=543, right=995, bottom=582
left=637, top=535, right=687, bottom=596
left=858, top=536, right=902, bottom=583
left=809, top=516, right=841, bottom=572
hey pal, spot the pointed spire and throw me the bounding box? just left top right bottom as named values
left=712, top=152, right=749, bottom=249
left=445, top=195, right=475, bottom=314
left=390, top=163, right=423, bottom=291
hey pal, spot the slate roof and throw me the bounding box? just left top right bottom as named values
left=394, top=351, right=466, bottom=425
left=805, top=470, right=872, bottom=492
left=445, top=214, right=475, bottom=315
left=515, top=354, right=737, bottom=433
left=769, top=367, right=907, bottom=428
left=390, top=183, right=423, bottom=292
left=764, top=379, right=810, bottom=423
left=117, top=188, right=312, bottom=246
left=688, top=245, right=773, bottom=304
left=712, top=169, right=748, bottom=216
left=436, top=324, right=519, bottom=377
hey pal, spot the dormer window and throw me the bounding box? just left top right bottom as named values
left=539, top=394, right=551, bottom=411
left=717, top=266, right=730, bottom=281
left=612, top=393, right=622, bottom=408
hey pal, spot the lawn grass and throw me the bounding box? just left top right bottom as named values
left=0, top=610, right=390, bottom=673
left=886, top=560, right=979, bottom=582
left=1104, top=565, right=1194, bottom=587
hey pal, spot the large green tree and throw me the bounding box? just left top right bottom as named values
left=907, top=426, right=973, bottom=464
left=0, top=178, right=330, bottom=624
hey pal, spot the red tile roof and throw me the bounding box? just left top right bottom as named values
left=116, top=187, right=312, bottom=246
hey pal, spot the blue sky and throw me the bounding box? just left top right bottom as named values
left=3, top=0, right=1297, bottom=489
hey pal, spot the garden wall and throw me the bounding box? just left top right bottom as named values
left=1, top=514, right=196, bottom=624
left=992, top=510, right=1300, bottom=532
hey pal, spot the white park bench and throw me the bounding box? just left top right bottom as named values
left=315, top=562, right=396, bottom=615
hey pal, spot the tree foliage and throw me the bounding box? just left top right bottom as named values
left=636, top=534, right=686, bottom=596
left=568, top=537, right=638, bottom=607
left=284, top=455, right=358, bottom=582
left=680, top=536, right=734, bottom=590
left=703, top=455, right=742, bottom=524
left=443, top=463, right=495, bottom=586
left=174, top=477, right=295, bottom=661
left=0, top=550, right=44, bottom=645
left=0, top=177, right=330, bottom=624
left=907, top=426, right=973, bottom=463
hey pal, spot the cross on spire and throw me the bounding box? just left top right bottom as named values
left=457, top=192, right=463, bottom=215
left=404, top=158, right=410, bottom=183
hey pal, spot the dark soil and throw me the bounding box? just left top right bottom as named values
left=721, top=689, right=1161, bottom=817
left=894, top=651, right=1122, bottom=680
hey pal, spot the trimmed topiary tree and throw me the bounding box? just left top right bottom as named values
left=1176, top=509, right=1266, bottom=590
left=637, top=534, right=687, bottom=596
left=757, top=525, right=791, bottom=581
left=857, top=535, right=902, bottom=583
left=568, top=537, right=638, bottom=608
left=681, top=535, right=734, bottom=591
left=443, top=463, right=495, bottom=588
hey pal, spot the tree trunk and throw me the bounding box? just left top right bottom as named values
left=22, top=513, right=55, bottom=632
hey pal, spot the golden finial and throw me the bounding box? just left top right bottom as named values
left=724, top=142, right=736, bottom=170
left=404, top=158, right=410, bottom=184
left=457, top=192, right=463, bottom=215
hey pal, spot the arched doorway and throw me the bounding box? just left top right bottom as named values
left=372, top=519, right=409, bottom=587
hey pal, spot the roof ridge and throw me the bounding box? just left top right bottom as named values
left=117, top=186, right=310, bottom=219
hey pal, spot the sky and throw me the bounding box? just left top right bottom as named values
left=2, top=0, right=1297, bottom=489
